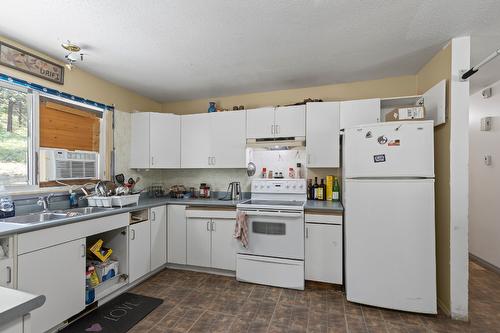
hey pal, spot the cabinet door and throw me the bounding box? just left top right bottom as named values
left=150, top=113, right=180, bottom=168
left=0, top=258, right=14, bottom=288
left=187, top=218, right=211, bottom=267
left=339, top=98, right=380, bottom=129
left=18, top=238, right=86, bottom=333
left=275, top=105, right=306, bottom=137
left=181, top=114, right=211, bottom=168
left=305, top=223, right=343, bottom=284
left=129, top=220, right=151, bottom=283
left=246, top=107, right=275, bottom=139
left=130, top=112, right=151, bottom=169
left=306, top=102, right=340, bottom=167
left=211, top=219, right=237, bottom=271
left=150, top=205, right=167, bottom=271
left=210, top=110, right=246, bottom=168
left=167, top=205, right=186, bottom=264
left=422, top=79, right=446, bottom=126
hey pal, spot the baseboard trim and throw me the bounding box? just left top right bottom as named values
left=165, top=263, right=236, bottom=277
left=470, top=253, right=500, bottom=275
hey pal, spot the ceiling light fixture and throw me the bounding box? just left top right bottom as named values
left=61, top=40, right=85, bottom=71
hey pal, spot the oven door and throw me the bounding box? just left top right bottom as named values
left=237, top=208, right=304, bottom=260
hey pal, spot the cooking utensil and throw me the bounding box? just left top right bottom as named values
left=247, top=162, right=256, bottom=176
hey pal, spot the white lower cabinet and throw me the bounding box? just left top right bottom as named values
left=187, top=218, right=212, bottom=267
left=129, top=220, right=151, bottom=283
left=167, top=205, right=187, bottom=264
left=17, top=238, right=86, bottom=333
left=150, top=205, right=167, bottom=271
left=305, top=215, right=343, bottom=284
left=211, top=219, right=238, bottom=271
left=186, top=212, right=237, bottom=271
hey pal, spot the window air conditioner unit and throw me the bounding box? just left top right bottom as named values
left=39, top=148, right=99, bottom=182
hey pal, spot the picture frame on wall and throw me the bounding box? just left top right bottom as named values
left=0, top=42, right=64, bottom=85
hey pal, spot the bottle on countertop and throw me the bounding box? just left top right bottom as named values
left=307, top=179, right=312, bottom=200
left=288, top=167, right=295, bottom=179
left=268, top=170, right=273, bottom=179
left=261, top=167, right=267, bottom=178
left=333, top=177, right=340, bottom=201
left=317, top=178, right=325, bottom=200
left=313, top=177, right=319, bottom=200
left=321, top=178, right=326, bottom=201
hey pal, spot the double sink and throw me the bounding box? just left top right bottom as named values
left=0, top=207, right=116, bottom=225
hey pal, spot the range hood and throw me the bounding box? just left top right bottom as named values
left=246, top=137, right=306, bottom=150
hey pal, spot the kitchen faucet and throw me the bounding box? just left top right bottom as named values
left=37, top=193, right=54, bottom=212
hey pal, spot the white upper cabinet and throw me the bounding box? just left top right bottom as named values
left=339, top=98, right=381, bottom=129
left=306, top=102, right=340, bottom=168
left=210, top=110, right=246, bottom=168
left=247, top=105, right=305, bottom=139
left=129, top=112, right=150, bottom=169
left=275, top=105, right=306, bottom=137
left=246, top=107, right=275, bottom=139
left=181, top=111, right=246, bottom=168
left=422, top=79, right=446, bottom=126
left=181, top=113, right=211, bottom=168
left=130, top=112, right=181, bottom=169
left=150, top=113, right=180, bottom=168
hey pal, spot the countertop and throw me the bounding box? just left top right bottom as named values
left=0, top=196, right=244, bottom=237
left=304, top=200, right=344, bottom=212
left=0, top=287, right=45, bottom=325
left=0, top=197, right=342, bottom=237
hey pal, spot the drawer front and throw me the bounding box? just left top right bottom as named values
left=305, top=213, right=343, bottom=225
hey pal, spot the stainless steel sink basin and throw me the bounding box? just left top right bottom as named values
left=0, top=207, right=116, bottom=225
left=0, top=212, right=64, bottom=224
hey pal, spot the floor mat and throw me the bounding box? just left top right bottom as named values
left=61, top=292, right=162, bottom=332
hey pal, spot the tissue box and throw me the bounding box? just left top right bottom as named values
left=91, top=259, right=119, bottom=282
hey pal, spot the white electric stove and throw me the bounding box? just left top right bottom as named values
left=236, top=179, right=306, bottom=290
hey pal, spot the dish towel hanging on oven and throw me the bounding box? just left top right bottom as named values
left=234, top=211, right=248, bottom=248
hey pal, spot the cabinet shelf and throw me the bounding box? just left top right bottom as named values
left=90, top=273, right=128, bottom=303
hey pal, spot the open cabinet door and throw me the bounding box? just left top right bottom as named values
left=423, top=79, right=446, bottom=126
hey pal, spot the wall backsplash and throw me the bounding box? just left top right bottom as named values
left=115, top=110, right=341, bottom=194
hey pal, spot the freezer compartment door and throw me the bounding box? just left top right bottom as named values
left=344, top=179, right=436, bottom=314
left=343, top=121, right=434, bottom=178
left=236, top=254, right=304, bottom=290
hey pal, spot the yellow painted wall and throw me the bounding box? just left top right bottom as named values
left=162, top=75, right=417, bottom=114
left=0, top=36, right=161, bottom=113
left=416, top=43, right=452, bottom=314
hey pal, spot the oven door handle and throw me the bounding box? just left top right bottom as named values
left=238, top=210, right=303, bottom=218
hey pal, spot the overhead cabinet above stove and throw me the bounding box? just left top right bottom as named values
left=246, top=105, right=306, bottom=139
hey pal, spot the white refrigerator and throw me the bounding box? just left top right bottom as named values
left=343, top=120, right=437, bottom=314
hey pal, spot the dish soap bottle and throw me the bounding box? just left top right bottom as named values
left=333, top=177, right=340, bottom=201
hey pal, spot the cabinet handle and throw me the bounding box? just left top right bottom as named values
left=211, top=221, right=216, bottom=231
left=307, top=154, right=311, bottom=164
left=131, top=229, right=136, bottom=240
left=305, top=227, right=309, bottom=239
left=208, top=156, right=211, bottom=165
left=6, top=266, right=11, bottom=284
left=212, top=157, right=216, bottom=166
left=81, top=244, right=86, bottom=258
left=151, top=156, right=154, bottom=166
left=271, top=124, right=274, bottom=135
left=206, top=221, right=210, bottom=231
left=276, top=124, right=280, bottom=134
left=152, top=211, right=156, bottom=221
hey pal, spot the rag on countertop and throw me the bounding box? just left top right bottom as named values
left=234, top=211, right=248, bottom=248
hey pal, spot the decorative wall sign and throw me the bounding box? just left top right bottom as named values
left=0, top=42, right=64, bottom=84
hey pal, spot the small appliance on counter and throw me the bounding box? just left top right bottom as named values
left=220, top=181, right=241, bottom=201
left=0, top=196, right=15, bottom=219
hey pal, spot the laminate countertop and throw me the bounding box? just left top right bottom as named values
left=0, top=287, right=45, bottom=326
left=0, top=197, right=343, bottom=237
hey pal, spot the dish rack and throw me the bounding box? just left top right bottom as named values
left=87, top=194, right=140, bottom=208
